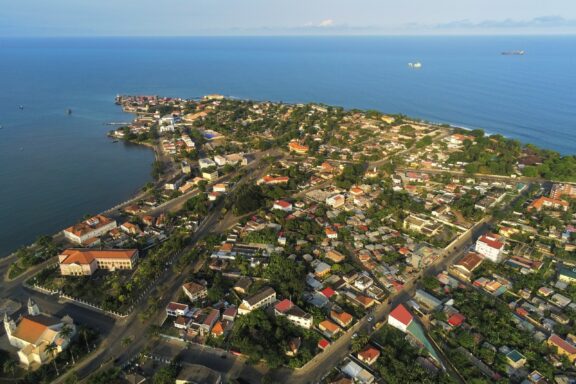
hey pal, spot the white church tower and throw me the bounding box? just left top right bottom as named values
left=3, top=312, right=16, bottom=342
left=27, top=298, right=40, bottom=316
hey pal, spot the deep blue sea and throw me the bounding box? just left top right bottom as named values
left=0, top=36, right=575, bottom=257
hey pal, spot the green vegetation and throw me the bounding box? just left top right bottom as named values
left=373, top=326, right=455, bottom=384
left=228, top=309, right=319, bottom=368
left=8, top=235, right=59, bottom=279
left=230, top=184, right=265, bottom=215
left=433, top=289, right=556, bottom=380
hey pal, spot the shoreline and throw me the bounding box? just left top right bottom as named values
left=2, top=94, right=574, bottom=262
left=1, top=112, right=160, bottom=261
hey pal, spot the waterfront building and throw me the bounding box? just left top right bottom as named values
left=63, top=215, right=117, bottom=245
left=58, top=249, right=139, bottom=276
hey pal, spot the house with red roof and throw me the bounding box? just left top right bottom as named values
left=321, top=287, right=336, bottom=299
left=447, top=313, right=465, bottom=328
left=357, top=346, right=380, bottom=365
left=318, top=338, right=330, bottom=350
left=274, top=299, right=313, bottom=329
left=388, top=304, right=413, bottom=332
left=273, top=200, right=293, bottom=212
left=548, top=334, right=576, bottom=362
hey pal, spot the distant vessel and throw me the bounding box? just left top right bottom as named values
left=66, top=108, right=72, bottom=115
left=18, top=105, right=24, bottom=110
left=408, top=62, right=422, bottom=69
left=502, top=50, right=525, bottom=56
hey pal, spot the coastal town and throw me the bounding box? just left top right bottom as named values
left=1, top=94, right=576, bottom=384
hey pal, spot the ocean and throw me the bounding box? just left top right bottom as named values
left=0, top=36, right=575, bottom=257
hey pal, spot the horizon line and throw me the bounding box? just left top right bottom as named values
left=2, top=33, right=576, bottom=38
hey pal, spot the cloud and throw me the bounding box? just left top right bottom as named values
left=434, top=16, right=576, bottom=30
left=318, top=19, right=334, bottom=27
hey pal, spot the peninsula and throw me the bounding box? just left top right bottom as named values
left=1, top=95, right=576, bottom=384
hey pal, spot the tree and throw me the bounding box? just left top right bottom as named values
left=45, top=342, right=59, bottom=376
left=2, top=359, right=17, bottom=377
left=78, top=325, right=91, bottom=353
left=59, top=325, right=75, bottom=364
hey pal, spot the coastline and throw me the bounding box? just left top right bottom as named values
left=1, top=114, right=160, bottom=261
left=3, top=94, right=574, bottom=263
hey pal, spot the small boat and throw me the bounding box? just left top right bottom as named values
left=408, top=62, right=422, bottom=69
left=19, top=105, right=24, bottom=110
left=66, top=108, right=72, bottom=115
left=502, top=50, right=525, bottom=55
left=112, top=140, right=119, bottom=143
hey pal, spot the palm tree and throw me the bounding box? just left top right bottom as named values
left=78, top=325, right=90, bottom=353
left=44, top=342, right=59, bottom=376
left=2, top=359, right=18, bottom=377
left=59, top=325, right=75, bottom=364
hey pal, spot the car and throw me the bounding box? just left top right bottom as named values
left=352, top=333, right=358, bottom=339
left=368, top=316, right=374, bottom=322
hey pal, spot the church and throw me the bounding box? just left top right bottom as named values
left=3, top=298, right=76, bottom=368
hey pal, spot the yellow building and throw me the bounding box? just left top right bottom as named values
left=58, top=249, right=138, bottom=276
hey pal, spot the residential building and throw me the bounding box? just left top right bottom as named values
left=551, top=183, right=576, bottom=200
left=548, top=334, right=576, bottom=362
left=4, top=299, right=76, bottom=367
left=288, top=140, right=309, bottom=154
left=319, top=320, right=342, bottom=338
left=528, top=196, right=569, bottom=212
left=326, top=194, right=345, bottom=208
left=175, top=364, right=222, bottom=384
left=182, top=282, right=208, bottom=303
left=330, top=311, right=353, bottom=328
left=559, top=266, right=576, bottom=284
left=357, top=346, right=380, bottom=366
left=341, top=359, right=375, bottom=384
left=58, top=249, right=139, bottom=276
left=475, top=233, right=505, bottom=263
left=238, top=287, right=276, bottom=315
left=388, top=304, right=413, bottom=333
left=450, top=252, right=484, bottom=281
left=274, top=299, right=313, bottom=329
left=325, top=249, right=345, bottom=263
left=166, top=302, right=190, bottom=317
left=273, top=200, right=293, bottom=212
left=506, top=350, right=527, bottom=369
left=63, top=215, right=117, bottom=245
left=257, top=175, right=290, bottom=185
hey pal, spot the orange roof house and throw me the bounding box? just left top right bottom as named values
left=211, top=321, right=224, bottom=337
left=528, top=196, right=569, bottom=212
left=288, top=140, right=309, bottom=154
left=330, top=311, right=353, bottom=328
left=58, top=249, right=139, bottom=276
left=357, top=346, right=380, bottom=365
left=319, top=320, right=342, bottom=338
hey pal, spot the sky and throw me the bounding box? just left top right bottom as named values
left=1, top=0, right=576, bottom=36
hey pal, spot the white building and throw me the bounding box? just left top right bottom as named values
left=273, top=299, right=313, bottom=329
left=475, top=233, right=505, bottom=263
left=272, top=200, right=293, bottom=212
left=63, top=215, right=117, bottom=245
left=238, top=287, right=276, bottom=315
left=326, top=194, right=345, bottom=208
left=4, top=299, right=76, bottom=368
left=199, top=158, right=217, bottom=170
left=388, top=304, right=413, bottom=333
